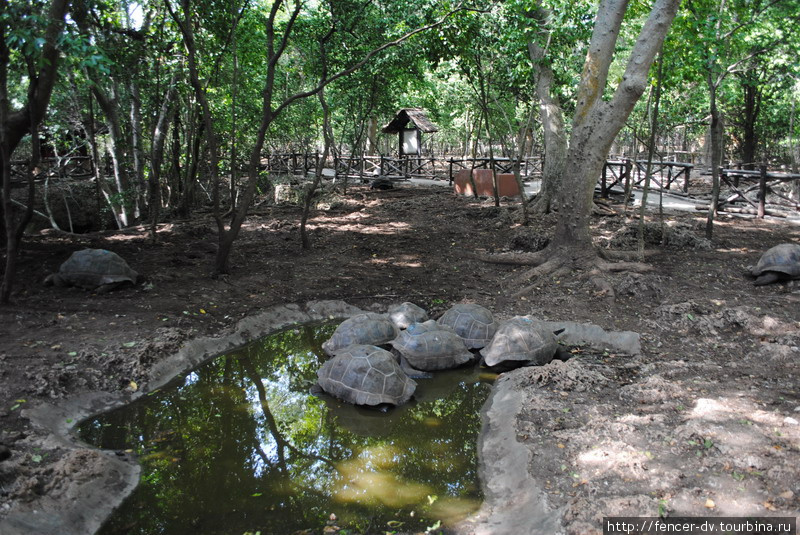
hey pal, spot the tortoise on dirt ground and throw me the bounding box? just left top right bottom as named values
left=322, top=313, right=399, bottom=355
left=480, top=317, right=559, bottom=369
left=437, top=303, right=498, bottom=349
left=44, top=249, right=139, bottom=292
left=750, top=243, right=800, bottom=286
left=315, top=344, right=417, bottom=407
left=389, top=320, right=473, bottom=371
left=387, top=302, right=429, bottom=330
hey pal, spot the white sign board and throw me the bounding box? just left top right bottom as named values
left=401, top=129, right=419, bottom=155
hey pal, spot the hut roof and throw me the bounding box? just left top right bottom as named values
left=381, top=108, right=439, bottom=134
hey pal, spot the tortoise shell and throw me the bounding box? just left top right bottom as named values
left=389, top=320, right=473, bottom=371
left=387, top=302, right=429, bottom=330
left=316, top=344, right=417, bottom=406
left=436, top=303, right=498, bottom=349
left=322, top=313, right=399, bottom=355
left=480, top=317, right=558, bottom=368
left=751, top=243, right=800, bottom=285
left=54, top=249, right=138, bottom=290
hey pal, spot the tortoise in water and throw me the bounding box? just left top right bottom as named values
left=437, top=303, right=498, bottom=349
left=315, top=344, right=416, bottom=407
left=322, top=313, right=399, bottom=355
left=387, top=302, right=429, bottom=330
left=389, top=320, right=473, bottom=371
left=45, top=249, right=139, bottom=292
left=750, top=243, right=800, bottom=286
left=480, top=316, right=559, bottom=369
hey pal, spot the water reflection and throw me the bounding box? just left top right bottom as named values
left=79, top=324, right=492, bottom=535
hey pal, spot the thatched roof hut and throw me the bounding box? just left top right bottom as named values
left=381, top=108, right=439, bottom=134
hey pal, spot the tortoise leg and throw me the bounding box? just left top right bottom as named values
left=754, top=272, right=781, bottom=286
left=398, top=355, right=432, bottom=379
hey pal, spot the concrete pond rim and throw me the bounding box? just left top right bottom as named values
left=0, top=300, right=642, bottom=535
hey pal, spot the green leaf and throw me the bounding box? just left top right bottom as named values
left=123, top=342, right=137, bottom=348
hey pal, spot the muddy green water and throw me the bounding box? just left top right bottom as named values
left=78, top=324, right=494, bottom=535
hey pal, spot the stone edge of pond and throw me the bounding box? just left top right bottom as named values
left=0, top=300, right=363, bottom=535
left=457, top=321, right=641, bottom=535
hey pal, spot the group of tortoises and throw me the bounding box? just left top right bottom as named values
left=314, top=303, right=564, bottom=408
left=41, top=243, right=800, bottom=408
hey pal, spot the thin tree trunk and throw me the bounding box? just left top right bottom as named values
left=526, top=5, right=568, bottom=214
left=705, top=82, right=723, bottom=238
left=229, top=7, right=239, bottom=213
left=130, top=77, right=146, bottom=204
left=638, top=52, right=664, bottom=256
left=1, top=0, right=70, bottom=304
left=301, top=32, right=335, bottom=250
left=149, top=71, right=178, bottom=241
left=789, top=86, right=799, bottom=202
left=86, top=88, right=106, bottom=230
left=91, top=83, right=131, bottom=227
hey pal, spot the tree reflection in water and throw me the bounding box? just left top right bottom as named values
left=79, top=323, right=493, bottom=535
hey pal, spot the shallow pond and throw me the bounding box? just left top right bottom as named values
left=78, top=323, right=494, bottom=534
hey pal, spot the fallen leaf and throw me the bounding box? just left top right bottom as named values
left=779, top=491, right=794, bottom=500
left=557, top=443, right=566, bottom=449
left=764, top=501, right=778, bottom=511
left=129, top=381, right=138, bottom=391
left=704, top=498, right=715, bottom=509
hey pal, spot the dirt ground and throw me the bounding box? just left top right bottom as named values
left=0, top=182, right=799, bottom=533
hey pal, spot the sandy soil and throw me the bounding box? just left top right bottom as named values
left=0, top=182, right=798, bottom=533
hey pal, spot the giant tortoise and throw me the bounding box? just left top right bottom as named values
left=315, top=344, right=417, bottom=407
left=387, top=302, right=429, bottom=330
left=389, top=320, right=473, bottom=371
left=437, top=303, right=498, bottom=349
left=45, top=249, right=139, bottom=292
left=480, top=316, right=558, bottom=368
left=322, top=313, right=399, bottom=355
left=750, top=243, right=800, bottom=286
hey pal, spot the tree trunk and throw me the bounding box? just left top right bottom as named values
left=130, top=77, right=146, bottom=203
left=91, top=83, right=132, bottom=227
left=738, top=74, right=760, bottom=169
left=149, top=72, right=178, bottom=241
left=790, top=89, right=799, bottom=202
left=367, top=116, right=378, bottom=156
left=552, top=0, right=678, bottom=249
left=1, top=0, right=70, bottom=304
left=705, top=83, right=724, bottom=239
left=638, top=52, right=665, bottom=255
left=301, top=34, right=335, bottom=250
left=526, top=5, right=568, bottom=215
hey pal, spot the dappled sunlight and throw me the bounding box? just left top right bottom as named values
left=429, top=496, right=482, bottom=524
left=310, top=219, right=413, bottom=236
left=365, top=254, right=425, bottom=268
left=334, top=444, right=434, bottom=508
left=576, top=441, right=649, bottom=481
left=561, top=390, right=800, bottom=517
left=686, top=397, right=793, bottom=429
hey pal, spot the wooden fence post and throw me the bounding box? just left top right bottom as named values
left=758, top=164, right=767, bottom=218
